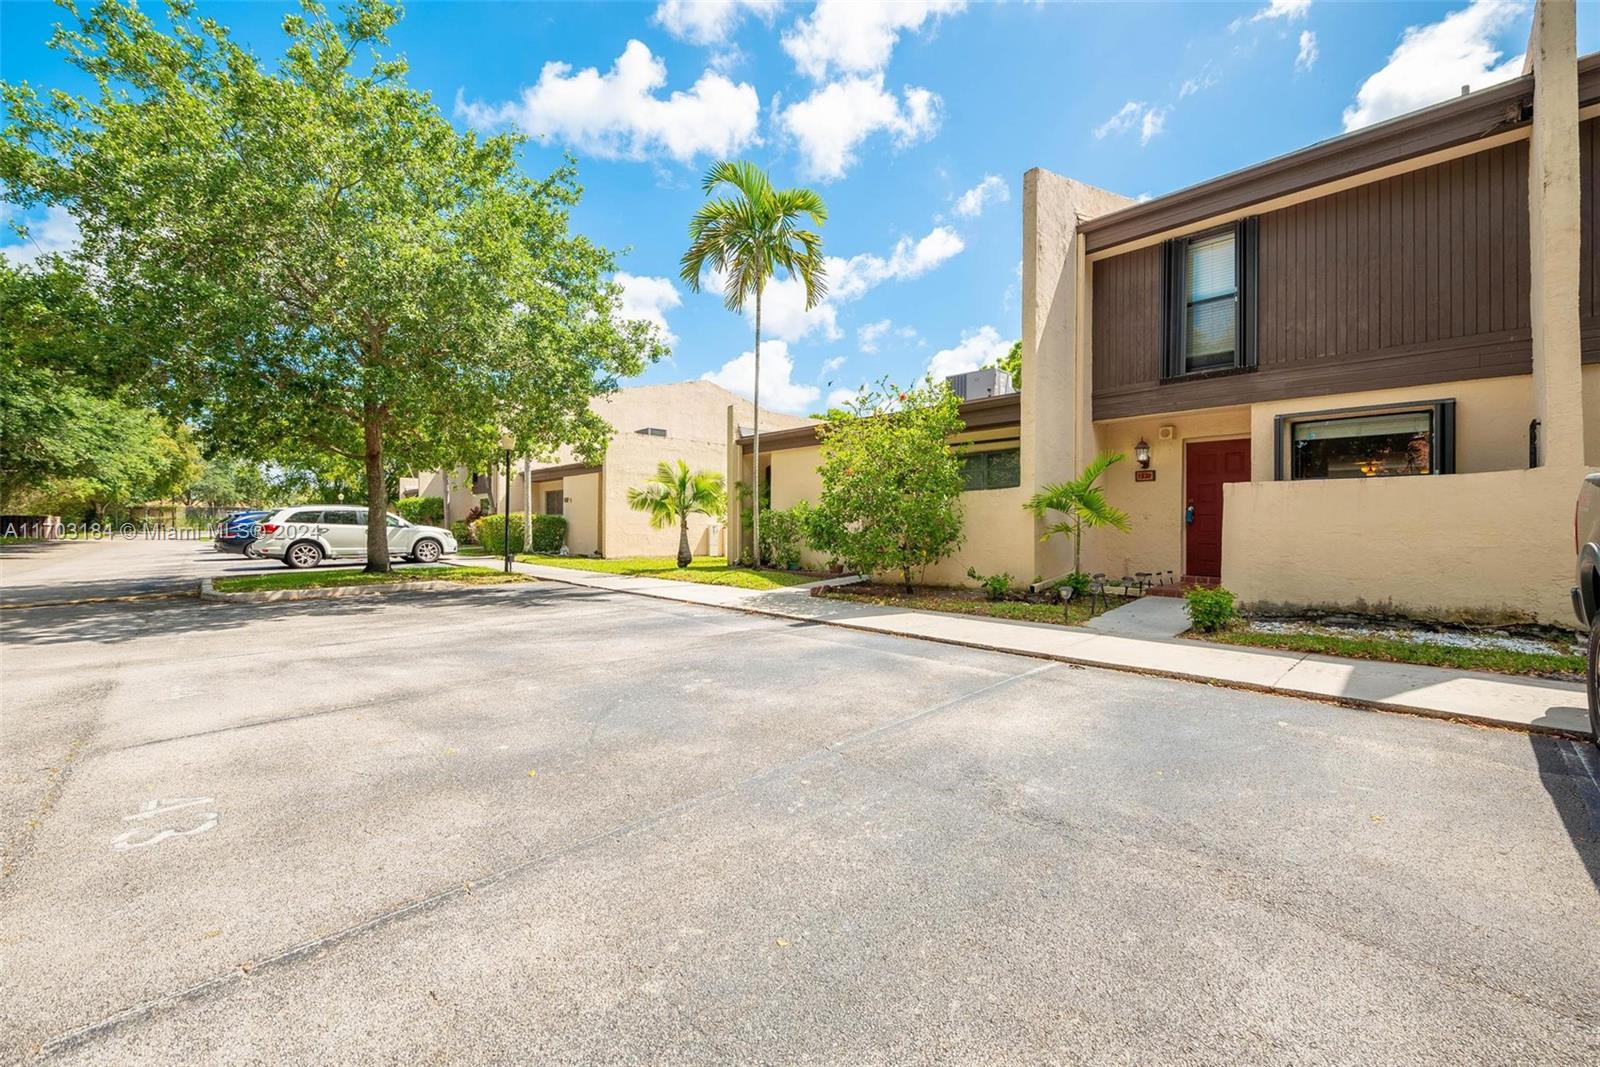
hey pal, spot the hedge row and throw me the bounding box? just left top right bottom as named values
left=471, top=512, right=566, bottom=555
left=395, top=496, right=445, bottom=525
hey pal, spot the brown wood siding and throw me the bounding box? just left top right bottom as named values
left=1583, top=117, right=1599, bottom=364
left=1092, top=140, right=1534, bottom=419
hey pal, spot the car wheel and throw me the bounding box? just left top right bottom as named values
left=285, top=541, right=324, bottom=570
left=1588, top=622, right=1599, bottom=746
left=411, top=537, right=443, bottom=564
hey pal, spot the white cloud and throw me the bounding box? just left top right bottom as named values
left=819, top=355, right=847, bottom=375
left=706, top=224, right=962, bottom=344
left=0, top=204, right=79, bottom=267
left=1140, top=107, right=1167, bottom=145
left=952, top=174, right=1009, bottom=219
left=857, top=318, right=918, bottom=353
left=1179, top=66, right=1221, bottom=98
left=1232, top=0, right=1312, bottom=31
left=830, top=225, right=964, bottom=301
left=1093, top=100, right=1143, bottom=139
left=455, top=40, right=760, bottom=164
left=826, top=386, right=862, bottom=407
left=857, top=319, right=893, bottom=352
left=653, top=0, right=781, bottom=46
left=1296, top=30, right=1319, bottom=72
left=927, top=325, right=1013, bottom=380
left=1094, top=100, right=1168, bottom=146
left=700, top=339, right=821, bottom=413
left=778, top=75, right=940, bottom=181
left=614, top=272, right=682, bottom=347
left=781, top=0, right=966, bottom=80
left=1342, top=1, right=1526, bottom=132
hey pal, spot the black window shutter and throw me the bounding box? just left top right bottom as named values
left=1160, top=239, right=1182, bottom=378
left=1238, top=217, right=1259, bottom=370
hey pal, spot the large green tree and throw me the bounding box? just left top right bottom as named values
left=679, top=161, right=825, bottom=567
left=2, top=0, right=661, bottom=570
left=0, top=260, right=198, bottom=516
left=806, top=378, right=967, bottom=593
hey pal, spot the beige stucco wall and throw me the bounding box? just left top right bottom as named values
left=1247, top=375, right=1537, bottom=479
left=563, top=472, right=602, bottom=556
left=600, top=432, right=727, bottom=558
left=1585, top=362, right=1599, bottom=466
left=1021, top=169, right=1137, bottom=582
left=1221, top=462, right=1594, bottom=625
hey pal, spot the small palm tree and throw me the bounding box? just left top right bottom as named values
left=1024, top=452, right=1131, bottom=575
left=680, top=160, right=826, bottom=566
left=627, top=460, right=727, bottom=568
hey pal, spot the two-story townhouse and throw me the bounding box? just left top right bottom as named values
left=1015, top=0, right=1598, bottom=624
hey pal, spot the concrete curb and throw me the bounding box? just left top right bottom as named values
left=197, top=576, right=534, bottom=604
left=495, top=564, right=1592, bottom=742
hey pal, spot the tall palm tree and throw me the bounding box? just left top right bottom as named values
left=626, top=460, right=727, bottom=568
left=680, top=160, right=826, bottom=566
left=1023, top=452, right=1132, bottom=576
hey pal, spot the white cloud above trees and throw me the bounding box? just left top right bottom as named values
left=614, top=273, right=682, bottom=347
left=780, top=0, right=966, bottom=81
left=455, top=41, right=760, bottom=163
left=778, top=75, right=939, bottom=181
left=700, top=339, right=821, bottom=413
left=653, top=0, right=781, bottom=46
left=927, top=325, right=1012, bottom=380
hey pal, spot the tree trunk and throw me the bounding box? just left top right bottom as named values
left=1073, top=525, right=1081, bottom=576
left=523, top=455, right=533, bottom=546
left=751, top=287, right=762, bottom=569
left=677, top=516, right=692, bottom=568
left=902, top=567, right=913, bottom=594
left=363, top=408, right=390, bottom=573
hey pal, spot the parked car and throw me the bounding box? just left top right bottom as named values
left=252, top=506, right=458, bottom=569
left=213, top=510, right=272, bottom=555
left=1576, top=472, right=1600, bottom=742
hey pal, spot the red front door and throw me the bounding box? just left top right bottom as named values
left=1184, top=439, right=1251, bottom=580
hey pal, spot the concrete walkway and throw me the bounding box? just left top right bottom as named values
left=476, top=559, right=1592, bottom=739
left=1082, top=595, right=1192, bottom=638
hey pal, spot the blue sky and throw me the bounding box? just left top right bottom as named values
left=4, top=0, right=1596, bottom=413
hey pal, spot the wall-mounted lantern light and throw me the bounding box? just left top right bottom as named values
left=1134, top=438, right=1152, bottom=469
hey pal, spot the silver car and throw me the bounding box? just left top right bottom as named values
left=252, top=506, right=458, bottom=569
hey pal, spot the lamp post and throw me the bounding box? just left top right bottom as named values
left=498, top=427, right=516, bottom=574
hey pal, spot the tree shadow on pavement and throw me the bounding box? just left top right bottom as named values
left=1532, top=734, right=1600, bottom=894
left=0, top=585, right=588, bottom=646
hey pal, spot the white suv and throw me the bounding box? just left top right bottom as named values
left=252, top=506, right=458, bottom=569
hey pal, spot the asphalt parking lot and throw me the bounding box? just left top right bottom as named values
left=2, top=541, right=1599, bottom=1064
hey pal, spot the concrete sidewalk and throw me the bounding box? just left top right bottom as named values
left=480, top=558, right=1592, bottom=739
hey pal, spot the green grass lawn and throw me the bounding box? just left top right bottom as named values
left=816, top=585, right=1131, bottom=627
left=1193, top=628, right=1586, bottom=680
left=213, top=565, right=531, bottom=594
left=517, top=554, right=816, bottom=591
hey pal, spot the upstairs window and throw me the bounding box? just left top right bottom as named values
left=1162, top=219, right=1257, bottom=379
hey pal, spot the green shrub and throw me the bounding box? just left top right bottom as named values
left=471, top=512, right=567, bottom=555
left=966, top=567, right=1016, bottom=601
left=760, top=502, right=810, bottom=570
left=395, top=496, right=444, bottom=525
left=1047, top=571, right=1093, bottom=598
left=1184, top=586, right=1238, bottom=632
left=527, top=514, right=566, bottom=553
left=450, top=520, right=470, bottom=545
